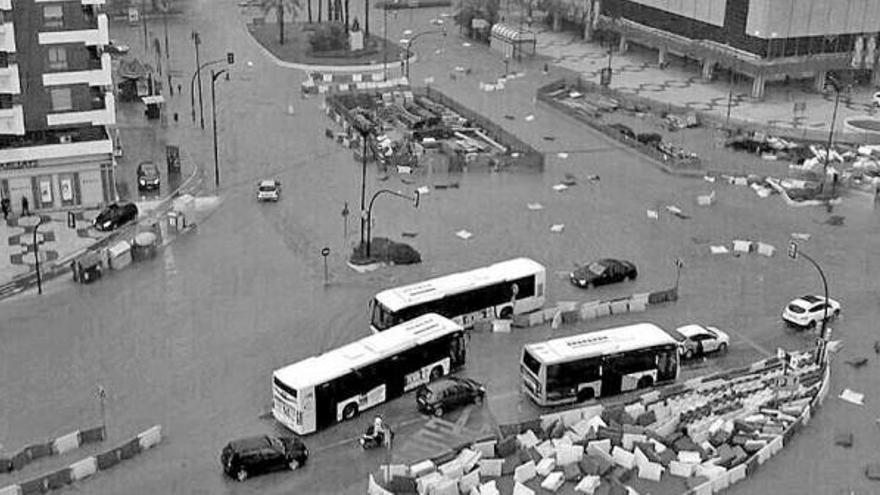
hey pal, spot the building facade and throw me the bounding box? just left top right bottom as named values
left=0, top=0, right=116, bottom=214
left=589, top=0, right=880, bottom=98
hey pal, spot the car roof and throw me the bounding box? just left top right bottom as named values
left=259, top=179, right=278, bottom=186
left=799, top=295, right=823, bottom=303
left=424, top=376, right=477, bottom=391
left=227, top=435, right=274, bottom=452
left=675, top=324, right=709, bottom=338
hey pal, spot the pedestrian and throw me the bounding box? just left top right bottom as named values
left=1, top=198, right=8, bottom=220
left=20, top=196, right=29, bottom=216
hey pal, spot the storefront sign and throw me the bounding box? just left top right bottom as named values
left=61, top=178, right=73, bottom=201
left=0, top=160, right=38, bottom=171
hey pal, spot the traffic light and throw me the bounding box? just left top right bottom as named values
left=226, top=52, right=235, bottom=64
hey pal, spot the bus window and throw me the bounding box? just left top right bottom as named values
left=522, top=349, right=542, bottom=376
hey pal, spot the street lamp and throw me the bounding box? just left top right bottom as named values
left=383, top=6, right=388, bottom=81
left=191, top=31, right=205, bottom=128
left=400, top=28, right=446, bottom=80
left=33, top=216, right=46, bottom=295
left=352, top=116, right=373, bottom=250
left=824, top=75, right=842, bottom=197
left=788, top=242, right=831, bottom=365
left=210, top=69, right=228, bottom=189
left=673, top=257, right=683, bottom=292
left=366, top=189, right=420, bottom=257
left=160, top=0, right=170, bottom=59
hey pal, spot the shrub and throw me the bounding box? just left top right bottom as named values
left=309, top=23, right=348, bottom=53
left=350, top=237, right=421, bottom=265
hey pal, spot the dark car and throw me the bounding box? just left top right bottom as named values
left=105, top=40, right=130, bottom=56
left=416, top=376, right=486, bottom=417
left=137, top=162, right=160, bottom=191
left=221, top=435, right=308, bottom=482
left=93, top=203, right=138, bottom=231
left=569, top=258, right=638, bottom=289
left=608, top=123, right=636, bottom=140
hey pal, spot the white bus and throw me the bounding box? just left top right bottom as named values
left=521, top=323, right=680, bottom=407
left=272, top=314, right=466, bottom=435
left=369, top=258, right=546, bottom=333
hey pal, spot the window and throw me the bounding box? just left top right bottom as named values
left=50, top=88, right=72, bottom=111
left=48, top=47, right=67, bottom=70
left=522, top=350, right=542, bottom=375
left=43, top=5, right=64, bottom=28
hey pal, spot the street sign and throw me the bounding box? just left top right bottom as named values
left=788, top=241, right=798, bottom=259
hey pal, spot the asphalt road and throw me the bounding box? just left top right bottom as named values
left=0, top=2, right=878, bottom=494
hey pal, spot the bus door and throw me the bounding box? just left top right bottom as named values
left=602, top=354, right=624, bottom=397
left=315, top=382, right=337, bottom=431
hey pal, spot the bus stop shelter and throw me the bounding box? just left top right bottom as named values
left=489, top=23, right=536, bottom=61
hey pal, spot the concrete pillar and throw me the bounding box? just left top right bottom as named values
left=658, top=47, right=668, bottom=69
left=872, top=66, right=880, bottom=86
left=701, top=59, right=715, bottom=81
left=814, top=70, right=827, bottom=92
left=618, top=36, right=629, bottom=54
left=751, top=73, right=766, bottom=99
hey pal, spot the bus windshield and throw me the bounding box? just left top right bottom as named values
left=370, top=300, right=398, bottom=331
left=522, top=349, right=542, bottom=376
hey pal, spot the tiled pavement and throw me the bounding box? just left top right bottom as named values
left=533, top=28, right=879, bottom=135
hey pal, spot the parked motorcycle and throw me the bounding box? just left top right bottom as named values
left=359, top=426, right=393, bottom=450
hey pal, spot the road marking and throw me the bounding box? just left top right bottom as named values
left=311, top=416, right=424, bottom=454
left=729, top=332, right=774, bottom=358
left=454, top=406, right=473, bottom=433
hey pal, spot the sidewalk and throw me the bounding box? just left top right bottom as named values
left=532, top=27, right=878, bottom=140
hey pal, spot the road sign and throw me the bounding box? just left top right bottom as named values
left=788, top=241, right=798, bottom=259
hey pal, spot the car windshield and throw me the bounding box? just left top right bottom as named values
left=268, top=437, right=284, bottom=451
left=141, top=167, right=158, bottom=177
left=259, top=185, right=277, bottom=192
left=787, top=304, right=806, bottom=314
left=586, top=262, right=607, bottom=276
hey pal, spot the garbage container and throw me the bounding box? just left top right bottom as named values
left=132, top=232, right=158, bottom=261
left=107, top=240, right=132, bottom=270
left=72, top=251, right=103, bottom=284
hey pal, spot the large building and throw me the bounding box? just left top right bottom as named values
left=588, top=0, right=880, bottom=98
left=0, top=0, right=116, bottom=215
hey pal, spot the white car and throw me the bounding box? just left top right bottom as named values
left=782, top=295, right=841, bottom=329
left=257, top=180, right=281, bottom=202
left=676, top=324, right=730, bottom=360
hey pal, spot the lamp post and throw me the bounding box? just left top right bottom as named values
left=788, top=242, right=831, bottom=365
left=366, top=189, right=420, bottom=257
left=33, top=216, right=46, bottom=295
left=191, top=31, right=205, bottom=129
left=352, top=117, right=372, bottom=250
left=400, top=28, right=446, bottom=80
left=161, top=0, right=170, bottom=59
left=383, top=6, right=388, bottom=81
left=673, top=257, right=683, bottom=292
left=210, top=69, right=228, bottom=189
left=191, top=58, right=225, bottom=127
left=141, top=0, right=149, bottom=53
left=824, top=75, right=842, bottom=197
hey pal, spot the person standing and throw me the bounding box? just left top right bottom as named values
left=1, top=198, right=9, bottom=220
left=21, top=196, right=29, bottom=216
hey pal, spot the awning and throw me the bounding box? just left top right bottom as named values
left=141, top=95, right=165, bottom=105
left=491, top=23, right=536, bottom=42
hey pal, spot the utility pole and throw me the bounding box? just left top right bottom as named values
left=161, top=0, right=170, bottom=59
left=141, top=0, right=149, bottom=53
left=33, top=217, right=45, bottom=295
left=192, top=31, right=205, bottom=129
left=211, top=69, right=227, bottom=189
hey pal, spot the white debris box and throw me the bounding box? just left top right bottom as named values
left=478, top=480, right=500, bottom=495
left=107, top=240, right=132, bottom=270
left=517, top=430, right=540, bottom=449
left=587, top=438, right=611, bottom=455
left=514, top=460, right=536, bottom=484
left=456, top=448, right=482, bottom=473
left=536, top=440, right=555, bottom=459
left=639, top=461, right=663, bottom=481
left=411, top=460, right=436, bottom=478
left=472, top=440, right=495, bottom=459
left=479, top=458, right=503, bottom=478
left=439, top=460, right=463, bottom=480
left=556, top=445, right=583, bottom=466
left=732, top=240, right=752, bottom=253
left=757, top=242, right=775, bottom=257
left=512, top=482, right=534, bottom=495
left=696, top=190, right=716, bottom=206
left=53, top=431, right=80, bottom=454
left=669, top=460, right=696, bottom=478
left=678, top=451, right=702, bottom=464
left=459, top=469, right=481, bottom=493
left=575, top=475, right=601, bottom=494
left=612, top=446, right=635, bottom=469
left=632, top=447, right=649, bottom=470
left=571, top=419, right=592, bottom=438
left=551, top=437, right=572, bottom=448
left=536, top=457, right=556, bottom=476
left=540, top=472, right=565, bottom=492
left=417, top=471, right=444, bottom=494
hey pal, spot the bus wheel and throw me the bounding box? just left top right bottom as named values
left=429, top=366, right=443, bottom=381
left=499, top=307, right=513, bottom=319
left=576, top=388, right=595, bottom=402
left=342, top=403, right=359, bottom=421
left=637, top=376, right=654, bottom=389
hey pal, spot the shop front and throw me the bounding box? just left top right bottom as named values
left=0, top=139, right=116, bottom=215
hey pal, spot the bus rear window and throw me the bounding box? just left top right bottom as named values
left=273, top=376, right=297, bottom=399
left=522, top=350, right=542, bottom=376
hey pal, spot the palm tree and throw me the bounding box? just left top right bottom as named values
left=259, top=0, right=301, bottom=44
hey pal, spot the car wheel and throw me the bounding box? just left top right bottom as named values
left=718, top=343, right=728, bottom=354
left=807, top=320, right=817, bottom=331
left=236, top=468, right=248, bottom=482
left=833, top=309, right=840, bottom=318
left=289, top=460, right=300, bottom=471
left=683, top=349, right=694, bottom=360
left=576, top=388, right=595, bottom=402
left=636, top=376, right=654, bottom=389
left=499, top=306, right=513, bottom=320
left=433, top=406, right=444, bottom=417
left=474, top=393, right=484, bottom=406
left=342, top=403, right=359, bottom=421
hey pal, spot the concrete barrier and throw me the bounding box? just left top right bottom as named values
left=52, top=432, right=80, bottom=455
left=95, top=448, right=122, bottom=470
left=68, top=457, right=97, bottom=481
left=137, top=425, right=162, bottom=450
left=44, top=469, right=71, bottom=490
left=0, top=486, right=21, bottom=495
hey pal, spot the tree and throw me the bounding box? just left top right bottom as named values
left=259, top=0, right=301, bottom=44
left=455, top=0, right=499, bottom=39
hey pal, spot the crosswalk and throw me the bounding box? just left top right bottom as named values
left=392, top=407, right=495, bottom=463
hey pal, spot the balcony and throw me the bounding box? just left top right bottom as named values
left=0, top=63, right=20, bottom=94
left=46, top=92, right=114, bottom=127
left=0, top=22, right=15, bottom=53
left=38, top=13, right=108, bottom=47
left=0, top=104, right=24, bottom=135
left=42, top=53, right=111, bottom=87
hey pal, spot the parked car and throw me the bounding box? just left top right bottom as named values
left=105, top=40, right=130, bottom=56
left=416, top=377, right=486, bottom=417
left=608, top=123, right=635, bottom=140
left=569, top=259, right=638, bottom=289
left=676, top=324, right=730, bottom=360
left=221, top=435, right=308, bottom=482
left=782, top=295, right=841, bottom=330
left=137, top=162, right=160, bottom=191
left=93, top=203, right=138, bottom=231
left=257, top=179, right=281, bottom=202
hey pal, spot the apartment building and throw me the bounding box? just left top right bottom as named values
left=0, top=0, right=116, bottom=215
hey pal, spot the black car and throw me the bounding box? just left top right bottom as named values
left=609, top=123, right=636, bottom=140
left=416, top=376, right=486, bottom=417
left=137, top=162, right=160, bottom=191
left=569, top=258, right=638, bottom=289
left=221, top=435, right=308, bottom=482
left=93, top=203, right=138, bottom=231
